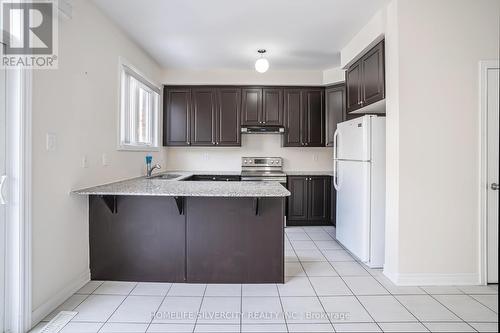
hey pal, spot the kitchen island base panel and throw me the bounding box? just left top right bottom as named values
left=89, top=195, right=186, bottom=282
left=187, top=197, right=284, bottom=284
left=89, top=195, right=285, bottom=283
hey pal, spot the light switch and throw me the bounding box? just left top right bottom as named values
left=46, top=133, right=57, bottom=151
left=102, top=153, right=108, bottom=166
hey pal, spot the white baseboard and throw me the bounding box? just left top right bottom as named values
left=31, top=269, right=90, bottom=327
left=383, top=270, right=480, bottom=286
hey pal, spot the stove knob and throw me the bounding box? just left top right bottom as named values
left=244, top=160, right=248, bottom=164
left=270, top=160, right=274, bottom=164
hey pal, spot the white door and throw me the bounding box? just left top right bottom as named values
left=336, top=115, right=372, bottom=161
left=335, top=160, right=371, bottom=262
left=487, top=67, right=499, bottom=283
left=0, top=60, right=7, bottom=333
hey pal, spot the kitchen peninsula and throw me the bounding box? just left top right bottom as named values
left=74, top=175, right=290, bottom=284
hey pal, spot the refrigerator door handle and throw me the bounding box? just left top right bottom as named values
left=333, top=160, right=340, bottom=191
left=333, top=128, right=339, bottom=160
left=333, top=129, right=340, bottom=190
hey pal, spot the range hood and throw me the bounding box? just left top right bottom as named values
left=241, top=126, right=285, bottom=134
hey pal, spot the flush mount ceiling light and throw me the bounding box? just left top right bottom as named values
left=255, top=49, right=269, bottom=73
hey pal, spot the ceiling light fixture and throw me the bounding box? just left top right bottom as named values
left=255, top=49, right=269, bottom=73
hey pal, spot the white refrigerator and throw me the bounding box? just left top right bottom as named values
left=333, top=115, right=386, bottom=268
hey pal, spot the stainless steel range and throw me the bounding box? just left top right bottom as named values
left=240, top=157, right=287, bottom=184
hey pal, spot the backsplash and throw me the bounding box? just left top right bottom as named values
left=165, top=134, right=333, bottom=171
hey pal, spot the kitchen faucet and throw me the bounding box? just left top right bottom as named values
left=147, top=163, right=161, bottom=178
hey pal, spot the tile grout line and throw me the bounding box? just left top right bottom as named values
left=424, top=292, right=480, bottom=332
left=321, top=256, right=384, bottom=331
left=192, top=284, right=208, bottom=333
left=288, top=231, right=336, bottom=332
left=145, top=283, right=174, bottom=333
left=97, top=282, right=138, bottom=332
left=301, top=227, right=385, bottom=332
left=465, top=293, right=499, bottom=314
left=279, top=232, right=295, bottom=332
left=239, top=283, right=242, bottom=333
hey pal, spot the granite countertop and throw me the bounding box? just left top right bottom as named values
left=285, top=171, right=333, bottom=176
left=73, top=174, right=290, bottom=197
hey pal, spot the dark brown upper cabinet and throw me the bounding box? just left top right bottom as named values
left=216, top=88, right=241, bottom=146
left=283, top=89, right=302, bottom=147
left=262, top=88, right=283, bottom=125
left=346, top=40, right=385, bottom=113
left=164, top=88, right=191, bottom=146
left=287, top=176, right=331, bottom=225
left=241, top=87, right=283, bottom=126
left=164, top=86, right=241, bottom=147
left=241, top=88, right=262, bottom=125
left=325, top=83, right=346, bottom=147
left=191, top=88, right=217, bottom=146
left=303, top=88, right=325, bottom=147
left=283, top=88, right=325, bottom=147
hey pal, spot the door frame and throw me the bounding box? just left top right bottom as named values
left=478, top=60, right=499, bottom=285
left=2, top=63, right=32, bottom=331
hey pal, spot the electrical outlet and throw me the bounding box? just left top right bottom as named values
left=46, top=133, right=57, bottom=152
left=203, top=153, right=209, bottom=161
left=102, top=153, right=108, bottom=166
left=81, top=155, right=88, bottom=168
left=313, top=154, right=318, bottom=161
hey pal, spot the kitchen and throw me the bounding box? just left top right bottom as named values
left=0, top=0, right=498, bottom=333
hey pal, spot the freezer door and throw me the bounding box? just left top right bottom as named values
left=335, top=160, right=371, bottom=262
left=336, top=115, right=372, bottom=161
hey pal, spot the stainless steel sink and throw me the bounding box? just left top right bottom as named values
left=150, top=173, right=183, bottom=180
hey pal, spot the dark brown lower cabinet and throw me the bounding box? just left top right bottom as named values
left=287, top=176, right=332, bottom=226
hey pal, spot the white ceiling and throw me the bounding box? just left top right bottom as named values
left=93, top=0, right=388, bottom=71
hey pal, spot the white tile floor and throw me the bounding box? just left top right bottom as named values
left=32, top=226, right=498, bottom=333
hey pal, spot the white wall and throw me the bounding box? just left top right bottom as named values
left=340, top=8, right=386, bottom=68
left=163, top=69, right=324, bottom=86
left=384, top=0, right=500, bottom=284
left=162, top=69, right=333, bottom=172
left=166, top=135, right=332, bottom=172
left=323, top=67, right=345, bottom=85
left=31, top=0, right=164, bottom=320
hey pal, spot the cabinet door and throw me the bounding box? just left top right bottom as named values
left=164, top=88, right=191, bottom=146
left=303, top=88, right=325, bottom=147
left=241, top=88, right=262, bottom=125
left=283, top=89, right=303, bottom=147
left=216, top=88, right=241, bottom=146
left=325, top=84, right=346, bottom=146
left=346, top=61, right=362, bottom=113
left=191, top=88, right=217, bottom=146
left=308, top=176, right=331, bottom=222
left=262, top=88, right=283, bottom=126
left=361, top=41, right=385, bottom=105
left=287, top=176, right=309, bottom=221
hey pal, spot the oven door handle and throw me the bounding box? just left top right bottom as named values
left=241, top=176, right=287, bottom=183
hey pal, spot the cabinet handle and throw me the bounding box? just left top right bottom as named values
left=263, top=121, right=266, bottom=124
left=216, top=142, right=219, bottom=145
left=187, top=141, right=191, bottom=145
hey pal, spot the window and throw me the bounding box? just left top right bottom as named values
left=119, top=61, right=160, bottom=150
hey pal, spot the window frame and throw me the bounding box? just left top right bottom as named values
left=117, top=58, right=162, bottom=151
